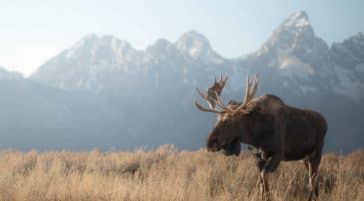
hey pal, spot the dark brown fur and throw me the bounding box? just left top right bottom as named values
left=205, top=94, right=327, bottom=201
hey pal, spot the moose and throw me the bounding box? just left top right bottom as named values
left=195, top=74, right=327, bottom=201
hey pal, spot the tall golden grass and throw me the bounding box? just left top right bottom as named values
left=0, top=145, right=363, bottom=201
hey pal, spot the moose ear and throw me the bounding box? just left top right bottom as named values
left=243, top=102, right=260, bottom=114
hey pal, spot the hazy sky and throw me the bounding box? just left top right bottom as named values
left=1, top=0, right=363, bottom=76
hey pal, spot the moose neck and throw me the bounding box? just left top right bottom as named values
left=236, top=114, right=256, bottom=146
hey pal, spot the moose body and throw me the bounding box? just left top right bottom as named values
left=195, top=75, right=327, bottom=201
left=241, top=94, right=327, bottom=160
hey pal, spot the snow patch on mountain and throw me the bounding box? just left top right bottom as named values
left=175, top=31, right=225, bottom=63
left=279, top=56, right=315, bottom=77
left=283, top=10, right=310, bottom=28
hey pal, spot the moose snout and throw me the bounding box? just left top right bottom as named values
left=206, top=146, right=219, bottom=152
left=206, top=139, right=224, bottom=152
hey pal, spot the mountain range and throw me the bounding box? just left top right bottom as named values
left=1, top=11, right=363, bottom=152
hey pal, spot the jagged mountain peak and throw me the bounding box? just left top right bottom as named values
left=269, top=11, right=312, bottom=39
left=147, top=38, right=173, bottom=52
left=175, top=30, right=224, bottom=62
left=270, top=10, right=315, bottom=45
left=330, top=32, right=364, bottom=70
left=145, top=38, right=180, bottom=62
left=176, top=30, right=210, bottom=43
left=77, top=34, right=129, bottom=44
left=30, top=34, right=142, bottom=90
left=251, top=11, right=329, bottom=72
left=58, top=33, right=137, bottom=66
left=255, top=12, right=311, bottom=53
left=176, top=31, right=211, bottom=47
left=282, top=10, right=310, bottom=28
left=70, top=34, right=133, bottom=54
left=175, top=31, right=211, bottom=56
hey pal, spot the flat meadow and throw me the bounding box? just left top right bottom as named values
left=0, top=145, right=363, bottom=201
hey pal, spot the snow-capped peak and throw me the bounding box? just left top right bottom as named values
left=283, top=10, right=310, bottom=28
left=175, top=31, right=224, bottom=63
left=175, top=31, right=212, bottom=58
left=273, top=10, right=312, bottom=37
left=254, top=10, right=320, bottom=57
left=75, top=34, right=132, bottom=50
left=147, top=39, right=173, bottom=52
left=64, top=34, right=135, bottom=60
left=176, top=31, right=211, bottom=47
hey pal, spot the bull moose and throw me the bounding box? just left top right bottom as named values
left=195, top=74, right=327, bottom=201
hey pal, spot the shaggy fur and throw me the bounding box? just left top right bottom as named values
left=205, top=94, right=327, bottom=201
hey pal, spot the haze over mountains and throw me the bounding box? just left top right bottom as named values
left=1, top=11, right=363, bottom=152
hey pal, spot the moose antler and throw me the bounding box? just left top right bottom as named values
left=210, top=74, right=228, bottom=98
left=195, top=73, right=259, bottom=114
left=194, top=101, right=227, bottom=113
left=195, top=74, right=230, bottom=113
left=234, top=73, right=259, bottom=112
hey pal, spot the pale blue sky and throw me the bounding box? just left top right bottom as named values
left=1, top=0, right=363, bottom=76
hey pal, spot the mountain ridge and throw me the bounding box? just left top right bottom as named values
left=0, top=11, right=363, bottom=152
left=30, top=11, right=364, bottom=102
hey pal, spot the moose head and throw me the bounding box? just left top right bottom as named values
left=195, top=74, right=259, bottom=156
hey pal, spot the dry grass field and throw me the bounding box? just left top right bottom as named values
left=0, top=145, right=363, bottom=201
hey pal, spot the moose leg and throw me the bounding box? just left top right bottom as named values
left=260, top=170, right=271, bottom=201
left=255, top=157, right=266, bottom=197
left=255, top=156, right=270, bottom=200
left=260, top=158, right=282, bottom=201
left=255, top=151, right=281, bottom=200
left=307, top=159, right=320, bottom=201
left=263, top=154, right=282, bottom=173
left=303, top=159, right=313, bottom=188
left=307, top=150, right=322, bottom=201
